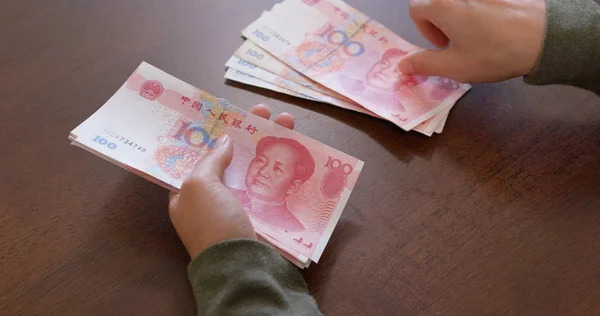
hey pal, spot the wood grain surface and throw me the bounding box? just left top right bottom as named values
left=1, top=0, right=599, bottom=315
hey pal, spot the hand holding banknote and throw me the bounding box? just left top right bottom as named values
left=70, top=61, right=364, bottom=268
left=169, top=105, right=296, bottom=258
left=241, top=0, right=471, bottom=131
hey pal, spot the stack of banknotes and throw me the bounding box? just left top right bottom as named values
left=69, top=62, right=363, bottom=268
left=225, top=0, right=471, bottom=136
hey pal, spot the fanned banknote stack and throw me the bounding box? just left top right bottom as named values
left=225, top=0, right=471, bottom=136
left=69, top=62, right=363, bottom=268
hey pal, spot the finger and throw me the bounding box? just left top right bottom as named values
left=414, top=19, right=449, bottom=48
left=273, top=112, right=295, bottom=130
left=409, top=0, right=449, bottom=48
left=189, top=135, right=233, bottom=181
left=397, top=49, right=466, bottom=81
left=250, top=104, right=271, bottom=120
left=168, top=191, right=179, bottom=209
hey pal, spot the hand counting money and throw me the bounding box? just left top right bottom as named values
left=69, top=62, right=363, bottom=268
left=225, top=0, right=469, bottom=136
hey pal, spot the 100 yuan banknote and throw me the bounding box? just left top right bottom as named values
left=70, top=61, right=363, bottom=262
left=243, top=0, right=469, bottom=130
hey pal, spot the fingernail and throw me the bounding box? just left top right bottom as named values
left=398, top=60, right=415, bottom=75
left=216, top=135, right=230, bottom=148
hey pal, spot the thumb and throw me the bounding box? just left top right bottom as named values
left=397, top=49, right=465, bottom=81
left=190, top=135, right=233, bottom=181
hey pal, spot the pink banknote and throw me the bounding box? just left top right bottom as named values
left=243, top=0, right=470, bottom=130
left=234, top=39, right=356, bottom=104
left=225, top=68, right=319, bottom=102
left=227, top=54, right=444, bottom=136
left=226, top=55, right=378, bottom=117
left=70, top=61, right=363, bottom=263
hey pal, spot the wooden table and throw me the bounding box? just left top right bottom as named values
left=2, top=0, right=600, bottom=315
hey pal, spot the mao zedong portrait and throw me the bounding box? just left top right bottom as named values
left=340, top=48, right=428, bottom=113
left=228, top=136, right=316, bottom=232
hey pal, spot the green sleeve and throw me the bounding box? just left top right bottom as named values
left=524, top=0, right=600, bottom=95
left=187, top=239, right=323, bottom=316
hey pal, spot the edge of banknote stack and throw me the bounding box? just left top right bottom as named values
left=224, top=0, right=470, bottom=137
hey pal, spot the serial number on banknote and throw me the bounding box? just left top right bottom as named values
left=252, top=28, right=291, bottom=46
left=101, top=129, right=147, bottom=152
